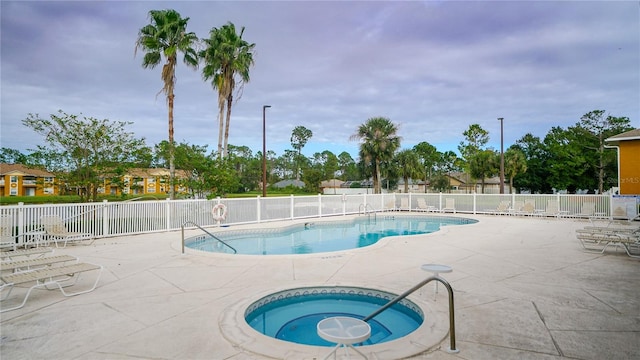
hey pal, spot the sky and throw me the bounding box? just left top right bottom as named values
left=1, top=1, right=639, bottom=160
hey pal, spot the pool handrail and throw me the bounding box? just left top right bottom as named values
left=358, top=203, right=376, bottom=222
left=181, top=221, right=237, bottom=254
left=362, top=275, right=459, bottom=354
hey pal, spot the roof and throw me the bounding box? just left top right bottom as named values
left=273, top=179, right=305, bottom=188
left=0, top=163, right=54, bottom=177
left=605, top=128, right=640, bottom=143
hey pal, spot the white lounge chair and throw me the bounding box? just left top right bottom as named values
left=416, top=198, right=437, bottom=212
left=576, top=227, right=640, bottom=258
left=0, top=261, right=103, bottom=312
left=0, top=215, right=15, bottom=250
left=486, top=201, right=510, bottom=215
left=399, top=198, right=410, bottom=211
left=41, top=215, right=95, bottom=248
left=441, top=198, right=456, bottom=213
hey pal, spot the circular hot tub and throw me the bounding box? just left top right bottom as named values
left=220, top=285, right=449, bottom=359
left=244, top=286, right=423, bottom=346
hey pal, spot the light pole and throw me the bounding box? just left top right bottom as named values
left=498, top=117, right=504, bottom=194
left=262, top=105, right=271, bottom=197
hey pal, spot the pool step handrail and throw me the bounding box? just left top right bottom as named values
left=358, top=203, right=376, bottom=222
left=362, top=276, right=459, bottom=354
left=181, top=221, right=237, bottom=254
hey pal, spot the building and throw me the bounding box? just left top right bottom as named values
left=605, top=128, right=640, bottom=195
left=0, top=163, right=57, bottom=196
left=99, top=168, right=189, bottom=196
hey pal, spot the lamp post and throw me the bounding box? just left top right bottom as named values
left=262, top=105, right=271, bottom=197
left=498, top=117, right=504, bottom=194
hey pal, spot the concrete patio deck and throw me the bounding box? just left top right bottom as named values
left=1, top=214, right=638, bottom=359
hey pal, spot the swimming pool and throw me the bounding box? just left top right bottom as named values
left=186, top=215, right=477, bottom=255
left=244, top=286, right=424, bottom=346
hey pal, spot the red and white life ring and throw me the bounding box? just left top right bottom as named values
left=211, top=203, right=228, bottom=221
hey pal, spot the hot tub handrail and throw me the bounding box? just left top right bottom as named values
left=362, top=276, right=459, bottom=354
left=181, top=221, right=237, bottom=254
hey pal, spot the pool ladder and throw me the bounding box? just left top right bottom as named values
left=358, top=203, right=376, bottom=222
left=362, top=275, right=459, bottom=354
left=181, top=221, right=237, bottom=254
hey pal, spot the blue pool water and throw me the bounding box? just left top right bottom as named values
left=186, top=215, right=476, bottom=255
left=244, top=286, right=424, bottom=346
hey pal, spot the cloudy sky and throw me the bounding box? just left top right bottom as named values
left=1, top=1, right=638, bottom=160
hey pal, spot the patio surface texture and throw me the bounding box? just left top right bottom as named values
left=1, top=213, right=639, bottom=360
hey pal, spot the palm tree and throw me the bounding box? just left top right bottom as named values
left=395, top=149, right=423, bottom=193
left=135, top=9, right=198, bottom=199
left=350, top=117, right=401, bottom=194
left=505, top=148, right=527, bottom=194
left=200, top=22, right=255, bottom=159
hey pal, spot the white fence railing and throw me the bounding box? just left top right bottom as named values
left=1, top=193, right=638, bottom=249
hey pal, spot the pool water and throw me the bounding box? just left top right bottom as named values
left=187, top=215, right=476, bottom=255
left=244, top=287, right=424, bottom=346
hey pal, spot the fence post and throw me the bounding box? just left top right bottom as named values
left=290, top=194, right=295, bottom=220
left=17, top=202, right=25, bottom=248
left=165, top=198, right=171, bottom=231
left=257, top=196, right=262, bottom=223
left=318, top=193, right=323, bottom=217
left=472, top=193, right=477, bottom=214
left=102, top=199, right=109, bottom=237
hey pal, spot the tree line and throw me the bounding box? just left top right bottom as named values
left=1, top=109, right=632, bottom=202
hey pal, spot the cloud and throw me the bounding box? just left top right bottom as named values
left=1, top=1, right=638, bottom=159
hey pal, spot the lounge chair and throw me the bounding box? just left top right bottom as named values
left=1, top=255, right=78, bottom=273
left=0, top=261, right=103, bottom=312
left=569, top=202, right=596, bottom=219
left=0, top=215, right=15, bottom=250
left=540, top=200, right=563, bottom=218
left=1, top=247, right=54, bottom=261
left=399, top=198, right=410, bottom=211
left=384, top=200, right=397, bottom=212
left=41, top=215, right=95, bottom=248
left=576, top=227, right=639, bottom=258
left=441, top=198, right=456, bottom=213
left=416, top=198, right=437, bottom=212
left=486, top=201, right=510, bottom=215
left=509, top=201, right=524, bottom=216
left=518, top=201, right=537, bottom=216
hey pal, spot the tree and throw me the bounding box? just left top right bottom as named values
left=438, top=151, right=460, bottom=192
left=504, top=147, right=527, bottom=194
left=23, top=111, right=149, bottom=201
left=350, top=117, right=401, bottom=194
left=337, top=151, right=357, bottom=180
left=290, top=126, right=313, bottom=180
left=458, top=124, right=489, bottom=164
left=578, top=110, right=633, bottom=193
left=395, top=149, right=422, bottom=193
left=544, top=126, right=587, bottom=193
left=0, top=148, right=28, bottom=164
left=413, top=141, right=440, bottom=193
left=200, top=22, right=255, bottom=159
left=513, top=133, right=550, bottom=193
left=468, top=149, right=498, bottom=193
left=135, top=9, right=198, bottom=199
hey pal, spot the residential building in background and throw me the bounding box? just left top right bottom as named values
left=0, top=163, right=57, bottom=196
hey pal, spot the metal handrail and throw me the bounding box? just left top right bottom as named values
left=358, top=203, right=376, bottom=221
left=362, top=275, right=459, bottom=354
left=181, top=221, right=237, bottom=254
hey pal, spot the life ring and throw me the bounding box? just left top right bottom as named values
left=10, top=183, right=17, bottom=188
left=211, top=203, right=228, bottom=221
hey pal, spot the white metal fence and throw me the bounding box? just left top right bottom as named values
left=1, top=193, right=637, bottom=248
